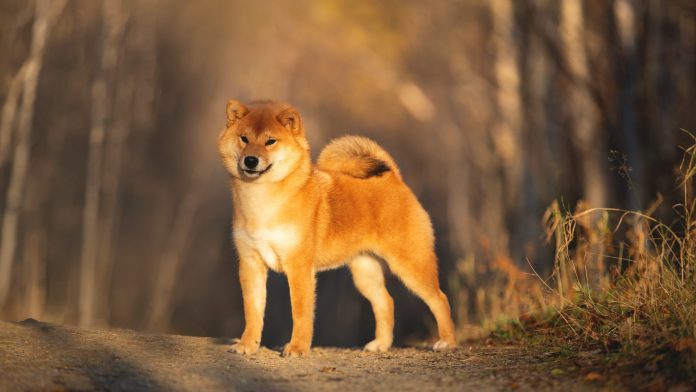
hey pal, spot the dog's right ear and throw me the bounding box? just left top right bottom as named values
left=226, top=99, right=249, bottom=127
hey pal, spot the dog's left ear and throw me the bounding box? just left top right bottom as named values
left=277, top=107, right=303, bottom=134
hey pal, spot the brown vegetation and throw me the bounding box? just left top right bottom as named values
left=489, top=134, right=696, bottom=386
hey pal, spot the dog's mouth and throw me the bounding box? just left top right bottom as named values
left=241, top=164, right=273, bottom=178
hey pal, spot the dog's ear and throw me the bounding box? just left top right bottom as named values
left=277, top=107, right=303, bottom=134
left=226, top=99, right=249, bottom=127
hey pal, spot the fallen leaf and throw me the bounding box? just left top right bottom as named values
left=584, top=372, right=602, bottom=381
left=674, top=338, right=696, bottom=353
left=551, top=368, right=564, bottom=377
left=643, top=378, right=666, bottom=392
left=577, top=350, right=601, bottom=358
left=668, top=384, right=695, bottom=392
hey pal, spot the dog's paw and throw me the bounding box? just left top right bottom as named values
left=282, top=342, right=309, bottom=358
left=363, top=339, right=392, bottom=353
left=433, top=339, right=456, bottom=351
left=229, top=338, right=260, bottom=355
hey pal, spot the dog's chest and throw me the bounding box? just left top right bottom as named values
left=234, top=225, right=300, bottom=272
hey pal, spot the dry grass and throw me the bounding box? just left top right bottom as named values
left=534, top=134, right=695, bottom=381
left=449, top=253, right=547, bottom=337
left=455, top=134, right=696, bottom=382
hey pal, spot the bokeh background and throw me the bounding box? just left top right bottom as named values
left=0, top=0, right=694, bottom=347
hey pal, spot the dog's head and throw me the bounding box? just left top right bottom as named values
left=218, top=100, right=309, bottom=182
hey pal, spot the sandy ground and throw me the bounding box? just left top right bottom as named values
left=0, top=319, right=612, bottom=391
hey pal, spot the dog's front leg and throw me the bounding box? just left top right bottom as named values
left=282, top=256, right=315, bottom=357
left=231, top=255, right=268, bottom=355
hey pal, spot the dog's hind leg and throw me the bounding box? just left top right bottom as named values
left=349, top=254, right=394, bottom=352
left=383, top=249, right=456, bottom=350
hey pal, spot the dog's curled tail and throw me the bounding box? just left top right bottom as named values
left=317, top=136, right=401, bottom=179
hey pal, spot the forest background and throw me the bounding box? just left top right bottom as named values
left=0, top=0, right=694, bottom=349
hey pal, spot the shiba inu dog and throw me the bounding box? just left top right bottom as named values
left=218, top=99, right=456, bottom=357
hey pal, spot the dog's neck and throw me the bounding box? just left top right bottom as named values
left=230, top=156, right=314, bottom=224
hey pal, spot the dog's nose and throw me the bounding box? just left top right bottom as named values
left=244, top=156, right=259, bottom=169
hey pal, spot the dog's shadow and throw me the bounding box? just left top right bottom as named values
left=208, top=336, right=439, bottom=355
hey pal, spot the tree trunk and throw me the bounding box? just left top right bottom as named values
left=22, top=228, right=46, bottom=319
left=0, top=0, right=67, bottom=309
left=615, top=0, right=642, bottom=209
left=0, top=64, right=28, bottom=165
left=560, top=0, right=608, bottom=208
left=490, top=0, right=524, bottom=257
left=147, top=186, right=201, bottom=331
left=79, top=0, right=127, bottom=327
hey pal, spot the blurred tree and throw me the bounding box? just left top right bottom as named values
left=78, top=0, right=127, bottom=327
left=0, top=0, right=67, bottom=310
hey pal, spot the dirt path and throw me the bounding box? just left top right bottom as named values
left=0, top=319, right=608, bottom=391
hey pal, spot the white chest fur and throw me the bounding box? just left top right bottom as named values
left=234, top=225, right=300, bottom=272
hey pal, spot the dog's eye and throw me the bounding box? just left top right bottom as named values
left=265, top=138, right=276, bottom=146
left=240, top=135, right=248, bottom=144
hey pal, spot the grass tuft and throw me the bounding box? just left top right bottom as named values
left=471, top=132, right=696, bottom=385
left=530, top=132, right=696, bottom=381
